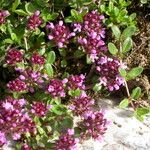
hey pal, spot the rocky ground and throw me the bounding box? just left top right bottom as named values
left=78, top=99, right=150, bottom=150
left=2, top=99, right=150, bottom=150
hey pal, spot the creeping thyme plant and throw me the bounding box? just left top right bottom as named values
left=0, top=0, right=149, bottom=149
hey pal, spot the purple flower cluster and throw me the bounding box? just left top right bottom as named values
left=5, top=49, right=23, bottom=65
left=78, top=111, right=108, bottom=141
left=96, top=56, right=125, bottom=91
left=69, top=96, right=94, bottom=116
left=74, top=10, right=107, bottom=62
left=0, top=10, right=9, bottom=25
left=27, top=11, right=42, bottom=30
left=30, top=101, right=49, bottom=117
left=67, top=74, right=85, bottom=90
left=47, top=21, right=75, bottom=48
left=7, top=78, right=27, bottom=92
left=31, top=53, right=45, bottom=65
left=0, top=132, right=7, bottom=146
left=0, top=97, right=36, bottom=142
left=55, top=129, right=79, bottom=150
left=47, top=79, right=66, bottom=98
left=21, top=144, right=32, bottom=150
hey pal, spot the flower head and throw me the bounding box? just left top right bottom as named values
left=0, top=10, right=10, bottom=25
left=27, top=11, right=42, bottom=30
left=47, top=21, right=75, bottom=48
left=5, top=49, right=23, bottom=65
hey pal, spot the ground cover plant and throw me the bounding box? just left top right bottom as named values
left=0, top=0, right=150, bottom=149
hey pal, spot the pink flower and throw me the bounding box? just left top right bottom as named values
left=47, top=21, right=75, bottom=48
left=31, top=53, right=45, bottom=65
left=7, top=79, right=27, bottom=92
left=27, top=11, right=42, bottom=30
left=0, top=10, right=10, bottom=25
left=5, top=49, right=23, bottom=65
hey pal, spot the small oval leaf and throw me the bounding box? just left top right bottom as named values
left=108, top=42, right=118, bottom=55
left=122, top=37, right=133, bottom=53
left=45, top=63, right=54, bottom=77
left=119, top=98, right=129, bottom=108
left=131, top=87, right=141, bottom=100
left=47, top=51, right=56, bottom=64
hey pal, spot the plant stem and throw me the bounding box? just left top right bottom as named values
left=24, top=37, right=28, bottom=51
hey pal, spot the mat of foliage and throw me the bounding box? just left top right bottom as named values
left=0, top=0, right=149, bottom=149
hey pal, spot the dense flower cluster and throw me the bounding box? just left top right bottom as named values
left=78, top=111, right=108, bottom=141
left=47, top=21, right=75, bottom=48
left=67, top=74, right=85, bottom=90
left=31, top=53, right=45, bottom=65
left=5, top=49, right=23, bottom=65
left=74, top=10, right=107, bottom=61
left=0, top=132, right=7, bottom=146
left=96, top=56, right=125, bottom=91
left=55, top=129, right=79, bottom=150
left=47, top=79, right=65, bottom=98
left=0, top=10, right=9, bottom=25
left=69, top=96, right=94, bottom=116
left=21, top=144, right=32, bottom=150
left=7, top=78, right=27, bottom=92
left=30, top=101, right=49, bottom=117
left=27, top=11, right=42, bottom=30
left=0, top=97, right=36, bottom=143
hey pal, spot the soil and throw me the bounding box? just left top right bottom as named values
left=125, top=2, right=150, bottom=102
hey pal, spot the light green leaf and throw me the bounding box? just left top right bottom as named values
left=15, top=9, right=28, bottom=16
left=119, top=98, right=129, bottom=108
left=45, top=63, right=54, bottom=77
left=119, top=68, right=127, bottom=77
left=61, top=60, right=67, bottom=68
left=108, top=42, right=118, bottom=55
left=25, top=2, right=36, bottom=14
left=121, top=26, right=136, bottom=39
left=122, top=37, right=133, bottom=53
left=111, top=25, right=121, bottom=39
left=47, top=51, right=56, bottom=64
left=127, top=67, right=143, bottom=80
left=131, top=87, right=141, bottom=100
left=12, top=0, right=20, bottom=12
left=93, top=83, right=102, bottom=92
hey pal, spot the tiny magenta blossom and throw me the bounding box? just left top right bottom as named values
left=7, top=78, right=27, bottom=92
left=0, top=10, right=10, bottom=25
left=96, top=56, right=125, bottom=91
left=30, top=101, right=49, bottom=117
left=47, top=79, right=66, bottom=98
left=78, top=111, right=108, bottom=141
left=5, top=49, right=23, bottom=65
left=67, top=74, right=85, bottom=90
left=27, top=11, right=42, bottom=30
left=69, top=96, right=95, bottom=116
left=31, top=53, right=45, bottom=65
left=55, top=129, right=79, bottom=150
left=47, top=21, right=75, bottom=48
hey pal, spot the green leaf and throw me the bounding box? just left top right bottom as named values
left=45, top=63, right=54, bottom=77
left=119, top=68, right=127, bottom=77
left=86, top=55, right=92, bottom=64
left=74, top=50, right=85, bottom=58
left=119, top=98, right=129, bottom=108
left=141, top=0, right=148, bottom=4
left=71, top=9, right=78, bottom=18
left=47, top=51, right=56, bottom=64
left=15, top=9, right=28, bottom=16
left=134, top=107, right=150, bottom=121
left=108, top=42, right=118, bottom=55
left=61, top=60, right=67, bottom=68
left=121, top=26, right=136, bottom=39
left=51, top=105, right=66, bottom=115
left=12, top=0, right=20, bottom=12
left=122, top=37, right=133, bottom=53
left=60, top=117, right=73, bottom=129
left=25, top=2, right=36, bottom=14
left=131, top=87, right=141, bottom=100
left=111, top=25, right=121, bottom=39
left=68, top=89, right=81, bottom=97
left=127, top=67, right=143, bottom=80
left=37, top=125, right=46, bottom=135
left=93, top=83, right=102, bottom=92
